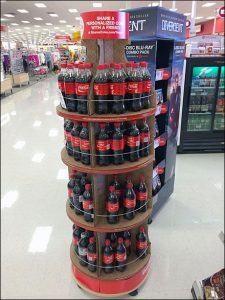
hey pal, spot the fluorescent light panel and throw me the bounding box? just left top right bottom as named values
left=4, top=13, right=15, bottom=17
left=68, top=9, right=78, bottom=13
left=17, top=9, right=29, bottom=13
left=93, top=2, right=102, bottom=7
left=202, top=2, right=216, bottom=7
left=34, top=3, right=46, bottom=8
left=59, top=20, right=66, bottom=23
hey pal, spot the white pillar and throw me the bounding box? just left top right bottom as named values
left=159, top=1, right=162, bottom=7
left=172, top=1, right=176, bottom=10
left=190, top=0, right=197, bottom=36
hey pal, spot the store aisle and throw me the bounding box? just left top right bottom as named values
left=1, top=77, right=224, bottom=299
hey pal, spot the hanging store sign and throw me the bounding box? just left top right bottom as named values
left=0, top=25, right=8, bottom=32
left=55, top=35, right=71, bottom=41
left=80, top=11, right=129, bottom=39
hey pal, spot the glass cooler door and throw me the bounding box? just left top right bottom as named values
left=213, top=66, right=224, bottom=131
left=187, top=66, right=219, bottom=132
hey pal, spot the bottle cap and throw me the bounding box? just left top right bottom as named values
left=85, top=184, right=91, bottom=190
left=105, top=239, right=111, bottom=246
left=109, top=185, right=115, bottom=192
left=99, top=123, right=106, bottom=128
left=132, top=62, right=140, bottom=68
left=118, top=237, right=123, bottom=243
left=89, top=237, right=95, bottom=244
left=140, top=61, right=148, bottom=67
left=127, top=182, right=133, bottom=188
left=140, top=176, right=145, bottom=182
left=60, top=63, right=67, bottom=68
left=82, top=122, right=88, bottom=126
left=126, top=62, right=133, bottom=67
left=139, top=226, right=145, bottom=233
left=114, top=63, right=122, bottom=69
left=97, top=64, right=107, bottom=70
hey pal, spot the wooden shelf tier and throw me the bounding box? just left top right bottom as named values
left=56, top=105, right=156, bottom=122
left=61, top=147, right=154, bottom=174
left=66, top=200, right=152, bottom=232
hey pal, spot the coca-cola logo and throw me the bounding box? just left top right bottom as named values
left=78, top=85, right=89, bottom=91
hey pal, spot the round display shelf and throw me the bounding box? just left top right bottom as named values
left=66, top=200, right=152, bottom=232
left=56, top=105, right=156, bottom=122
left=61, top=148, right=154, bottom=175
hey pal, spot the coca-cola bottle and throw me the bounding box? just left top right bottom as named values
left=64, top=120, right=74, bottom=156
left=125, top=62, right=133, bottom=110
left=73, top=179, right=83, bottom=215
left=78, top=232, right=89, bottom=266
left=87, top=237, right=97, bottom=272
left=154, top=119, right=160, bottom=139
left=68, top=171, right=76, bottom=209
left=94, top=64, right=109, bottom=114
left=64, top=63, right=76, bottom=112
left=73, top=225, right=84, bottom=255
left=71, top=121, right=82, bottom=161
left=127, top=120, right=140, bottom=162
left=82, top=184, right=93, bottom=222
left=79, top=122, right=90, bottom=165
left=58, top=63, right=67, bottom=103
left=123, top=182, right=136, bottom=220
left=103, top=239, right=114, bottom=273
left=112, top=122, right=124, bottom=165
left=110, top=64, right=125, bottom=114
left=140, top=61, right=151, bottom=109
left=106, top=186, right=119, bottom=224
left=109, top=175, right=122, bottom=206
left=76, top=64, right=91, bottom=114
left=123, top=230, right=131, bottom=256
left=127, top=63, right=142, bottom=112
left=85, top=230, right=94, bottom=239
left=115, top=238, right=127, bottom=272
left=140, top=118, right=150, bottom=157
left=96, top=123, right=110, bottom=166
left=136, top=227, right=148, bottom=259
left=136, top=176, right=148, bottom=212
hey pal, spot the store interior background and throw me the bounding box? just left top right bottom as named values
left=1, top=1, right=224, bottom=299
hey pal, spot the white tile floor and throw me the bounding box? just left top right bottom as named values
left=1, top=77, right=224, bottom=299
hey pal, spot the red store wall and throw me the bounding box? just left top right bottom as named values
left=186, top=18, right=224, bottom=38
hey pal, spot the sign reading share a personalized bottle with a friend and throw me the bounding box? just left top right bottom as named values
left=80, top=11, right=129, bottom=39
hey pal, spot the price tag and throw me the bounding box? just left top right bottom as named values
left=79, top=196, right=83, bottom=203
left=155, top=105, right=161, bottom=116
left=154, top=138, right=160, bottom=149
left=57, top=89, right=67, bottom=109
left=153, top=168, right=158, bottom=178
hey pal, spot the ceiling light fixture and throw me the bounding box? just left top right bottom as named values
left=202, top=2, right=216, bottom=7
left=48, top=13, right=58, bottom=17
left=45, top=23, right=52, bottom=25
left=4, top=13, right=15, bottom=17
left=170, top=8, right=177, bottom=11
left=66, top=25, right=72, bottom=27
left=93, top=2, right=102, bottom=7
left=21, top=20, right=30, bottom=23
left=184, top=13, right=191, bottom=16
left=68, top=8, right=78, bottom=13
left=59, top=20, right=66, bottom=23
left=152, top=2, right=159, bottom=6
left=34, top=25, right=41, bottom=27
left=33, top=17, right=43, bottom=20
left=206, top=16, right=215, bottom=20
left=34, top=3, right=46, bottom=8
left=11, top=23, right=19, bottom=26
left=17, top=9, right=29, bottom=13
left=195, top=16, right=203, bottom=20
left=75, top=17, right=81, bottom=21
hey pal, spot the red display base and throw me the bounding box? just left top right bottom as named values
left=72, top=260, right=150, bottom=297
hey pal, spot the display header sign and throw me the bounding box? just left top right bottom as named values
left=124, top=6, right=186, bottom=41
left=80, top=11, right=129, bottom=39
left=55, top=35, right=71, bottom=41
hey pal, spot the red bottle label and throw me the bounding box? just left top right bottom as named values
left=123, top=198, right=136, bottom=208
left=64, top=130, right=72, bottom=142
left=115, top=252, right=127, bottom=262
left=71, top=136, right=80, bottom=148
left=142, top=80, right=151, bottom=93
left=96, top=140, right=110, bottom=151
left=111, top=139, right=124, bottom=151
left=68, top=188, right=73, bottom=198
left=127, top=135, right=140, bottom=147
left=94, top=83, right=110, bottom=96
left=136, top=241, right=147, bottom=250
left=127, top=81, right=142, bottom=94
left=137, top=192, right=148, bottom=201
left=82, top=200, right=93, bottom=210
left=140, top=132, right=150, bottom=143
left=76, top=83, right=90, bottom=96
left=87, top=252, right=97, bottom=262
left=65, top=82, right=75, bottom=95
left=103, top=254, right=114, bottom=264
left=124, top=239, right=131, bottom=248
left=80, top=139, right=90, bottom=151
left=106, top=202, right=119, bottom=213
left=110, top=82, right=126, bottom=96
left=73, top=236, right=79, bottom=245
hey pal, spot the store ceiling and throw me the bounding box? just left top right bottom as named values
left=1, top=1, right=224, bottom=45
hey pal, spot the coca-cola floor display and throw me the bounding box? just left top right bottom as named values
left=56, top=10, right=156, bottom=298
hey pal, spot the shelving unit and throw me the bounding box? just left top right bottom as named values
left=56, top=11, right=156, bottom=297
